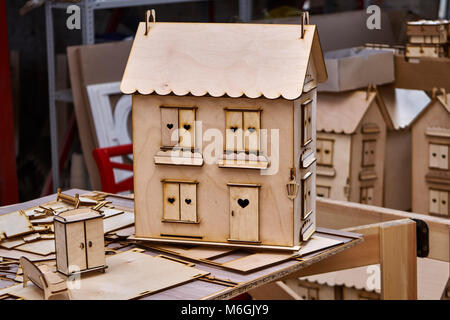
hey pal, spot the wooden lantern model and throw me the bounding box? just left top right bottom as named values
left=121, top=12, right=328, bottom=251
left=54, top=208, right=107, bottom=275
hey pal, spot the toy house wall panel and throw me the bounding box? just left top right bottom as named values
left=316, top=89, right=388, bottom=206
left=133, top=94, right=297, bottom=247
left=411, top=96, right=450, bottom=216
left=384, top=130, right=412, bottom=211
left=348, top=99, right=387, bottom=206
left=294, top=87, right=317, bottom=245
left=377, top=85, right=431, bottom=212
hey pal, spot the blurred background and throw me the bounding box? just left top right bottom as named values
left=2, top=0, right=450, bottom=202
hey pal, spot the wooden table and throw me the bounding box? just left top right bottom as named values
left=0, top=190, right=363, bottom=300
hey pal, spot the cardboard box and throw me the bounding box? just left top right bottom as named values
left=257, top=10, right=395, bottom=52
left=318, top=47, right=395, bottom=92
left=394, top=54, right=450, bottom=92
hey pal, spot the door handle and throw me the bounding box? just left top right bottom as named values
left=80, top=243, right=85, bottom=250
left=88, top=241, right=93, bottom=248
left=231, top=210, right=234, bottom=217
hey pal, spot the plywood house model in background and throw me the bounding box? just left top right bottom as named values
left=406, top=20, right=449, bottom=59
left=315, top=87, right=390, bottom=206
left=410, top=89, right=450, bottom=218
left=120, top=13, right=327, bottom=250
left=376, top=85, right=431, bottom=212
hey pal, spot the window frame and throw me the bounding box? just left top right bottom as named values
left=429, top=188, right=449, bottom=217
left=224, top=108, right=262, bottom=155
left=160, top=106, right=198, bottom=151
left=316, top=185, right=331, bottom=198
left=317, top=138, right=334, bottom=167
left=360, top=186, right=374, bottom=205
left=362, top=139, right=377, bottom=168
left=161, top=180, right=199, bottom=224
left=429, top=143, right=449, bottom=170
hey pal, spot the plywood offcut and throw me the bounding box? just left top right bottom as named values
left=0, top=250, right=209, bottom=300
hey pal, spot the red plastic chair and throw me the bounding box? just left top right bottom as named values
left=92, top=144, right=134, bottom=194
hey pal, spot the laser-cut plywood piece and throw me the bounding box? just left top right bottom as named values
left=1, top=250, right=209, bottom=300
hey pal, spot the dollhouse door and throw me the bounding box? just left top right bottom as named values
left=229, top=186, right=259, bottom=242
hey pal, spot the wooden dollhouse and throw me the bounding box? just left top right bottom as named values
left=410, top=88, right=450, bottom=217
left=315, top=86, right=390, bottom=206
left=406, top=20, right=449, bottom=59
left=121, top=13, right=327, bottom=250
left=376, top=84, right=431, bottom=212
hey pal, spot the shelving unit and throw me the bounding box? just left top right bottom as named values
left=45, top=0, right=253, bottom=191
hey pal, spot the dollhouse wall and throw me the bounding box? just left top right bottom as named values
left=348, top=99, right=387, bottom=206
left=132, top=94, right=299, bottom=247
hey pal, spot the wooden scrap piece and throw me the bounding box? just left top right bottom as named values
left=0, top=211, right=34, bottom=239
left=14, top=240, right=55, bottom=256
left=111, top=226, right=135, bottom=238
left=0, top=248, right=55, bottom=262
left=100, top=208, right=124, bottom=218
left=138, top=234, right=344, bottom=273
left=221, top=252, right=293, bottom=272
left=0, top=250, right=209, bottom=300
left=29, top=216, right=54, bottom=224
left=32, top=225, right=52, bottom=233
left=0, top=238, right=26, bottom=249
left=40, top=234, right=54, bottom=240
left=103, top=212, right=134, bottom=233
left=23, top=233, right=41, bottom=242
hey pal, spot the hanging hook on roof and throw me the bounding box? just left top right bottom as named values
left=145, top=9, right=156, bottom=36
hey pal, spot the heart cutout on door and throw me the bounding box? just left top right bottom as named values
left=167, top=123, right=174, bottom=129
left=185, top=199, right=192, bottom=205
left=183, top=124, right=191, bottom=131
left=237, top=198, right=249, bottom=208
left=168, top=197, right=175, bottom=204
left=230, top=127, right=238, bottom=133
left=247, top=127, right=256, bottom=133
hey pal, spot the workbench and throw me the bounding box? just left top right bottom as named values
left=0, top=189, right=362, bottom=300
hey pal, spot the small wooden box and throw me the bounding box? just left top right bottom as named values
left=54, top=208, right=107, bottom=276
left=407, top=21, right=449, bottom=44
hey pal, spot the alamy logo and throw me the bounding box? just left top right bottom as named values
left=366, top=5, right=381, bottom=30
left=67, top=265, right=81, bottom=289
left=366, top=265, right=380, bottom=291
left=66, top=5, right=81, bottom=30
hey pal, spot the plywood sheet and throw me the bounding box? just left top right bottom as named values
left=103, top=212, right=134, bottom=233
left=0, top=250, right=209, bottom=300
left=101, top=208, right=124, bottom=219
left=0, top=248, right=55, bottom=262
left=15, top=240, right=55, bottom=256
left=0, top=238, right=25, bottom=249
left=144, top=244, right=235, bottom=260
left=142, top=234, right=343, bottom=273
left=0, top=211, right=33, bottom=238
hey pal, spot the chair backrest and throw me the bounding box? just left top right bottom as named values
left=19, top=256, right=47, bottom=290
left=92, top=144, right=134, bottom=194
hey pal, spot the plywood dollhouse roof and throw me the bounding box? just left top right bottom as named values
left=121, top=22, right=327, bottom=100
left=316, top=90, right=378, bottom=134
left=377, top=85, right=431, bottom=130
left=410, top=93, right=450, bottom=127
